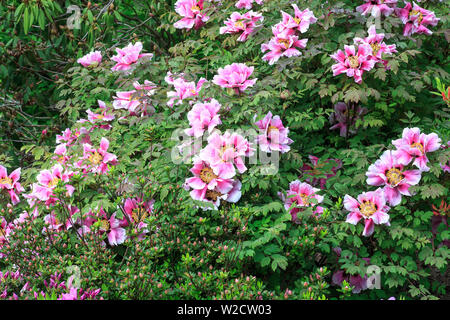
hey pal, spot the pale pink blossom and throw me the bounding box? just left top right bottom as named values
left=0, top=166, right=24, bottom=205
left=212, top=63, right=257, bottom=93
left=280, top=5, right=317, bottom=33
left=344, top=189, right=390, bottom=237
left=174, top=0, right=210, bottom=30
left=255, top=111, right=293, bottom=153
left=331, top=44, right=376, bottom=84
left=200, top=132, right=254, bottom=178
left=31, top=164, right=74, bottom=203
left=392, top=127, right=441, bottom=172
left=110, top=42, right=153, bottom=71
left=279, top=181, right=324, bottom=222
left=185, top=157, right=241, bottom=209
left=397, top=2, right=439, bottom=36
left=220, top=11, right=263, bottom=42
left=113, top=80, right=156, bottom=114
left=82, top=138, right=117, bottom=174
left=185, top=99, right=222, bottom=138
left=86, top=100, right=115, bottom=124
left=356, top=0, right=397, bottom=17
left=166, top=76, right=207, bottom=107
left=366, top=150, right=421, bottom=206
left=77, top=51, right=102, bottom=67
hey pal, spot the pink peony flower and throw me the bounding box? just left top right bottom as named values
left=220, top=11, right=263, bottom=42
left=174, top=0, right=210, bottom=30
left=0, top=166, right=24, bottom=205
left=200, top=132, right=254, bottom=178
left=279, top=181, right=324, bottom=222
left=331, top=44, right=376, bottom=84
left=31, top=164, right=74, bottom=202
left=86, top=100, right=115, bottom=124
left=77, top=51, right=102, bottom=67
left=261, top=33, right=308, bottom=65
left=166, top=75, right=207, bottom=107
left=97, top=208, right=128, bottom=246
left=254, top=111, right=293, bottom=153
left=110, top=42, right=153, bottom=71
left=0, top=216, right=11, bottom=244
left=185, top=99, right=222, bottom=138
left=185, top=157, right=241, bottom=209
left=392, top=127, right=441, bottom=172
left=344, top=189, right=390, bottom=237
left=212, top=63, right=257, bottom=93
left=82, top=137, right=118, bottom=174
left=235, top=0, right=264, bottom=10
left=280, top=5, right=317, bottom=33
left=113, top=80, right=157, bottom=114
left=354, top=25, right=397, bottom=65
left=366, top=150, right=421, bottom=206
left=124, top=198, right=154, bottom=239
left=356, top=0, right=397, bottom=17
left=397, top=2, right=439, bottom=36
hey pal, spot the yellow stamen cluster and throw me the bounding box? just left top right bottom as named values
left=360, top=201, right=377, bottom=217
left=132, top=207, right=148, bottom=223
left=0, top=177, right=12, bottom=185
left=200, top=167, right=217, bottom=184
left=386, top=168, right=404, bottom=186
left=89, top=152, right=103, bottom=165
left=277, top=38, right=291, bottom=49
left=48, top=177, right=60, bottom=188
left=370, top=42, right=381, bottom=56
left=100, top=219, right=110, bottom=232
left=348, top=55, right=359, bottom=69
left=411, top=142, right=424, bottom=155
left=206, top=190, right=222, bottom=202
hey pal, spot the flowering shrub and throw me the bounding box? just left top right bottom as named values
left=0, top=0, right=449, bottom=300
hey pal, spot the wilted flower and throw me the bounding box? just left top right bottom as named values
left=300, top=155, right=342, bottom=189
left=329, top=102, right=368, bottom=137
left=331, top=44, right=376, bottom=84
left=212, top=63, right=257, bottom=94
left=77, top=51, right=102, bottom=67
left=392, top=127, right=441, bottom=172
left=366, top=150, right=421, bottom=206
left=344, top=189, right=390, bottom=237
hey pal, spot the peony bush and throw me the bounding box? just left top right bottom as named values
left=0, top=0, right=449, bottom=300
